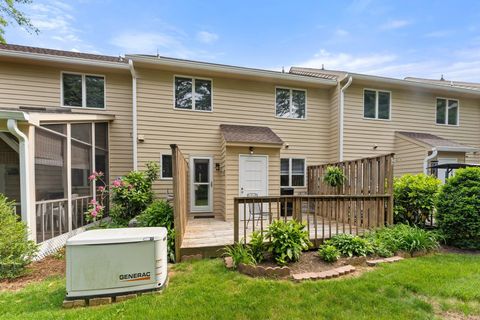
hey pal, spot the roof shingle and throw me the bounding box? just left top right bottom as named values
left=396, top=131, right=476, bottom=150
left=220, top=124, right=283, bottom=145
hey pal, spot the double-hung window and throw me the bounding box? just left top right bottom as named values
left=275, top=88, right=306, bottom=119
left=280, top=158, right=306, bottom=187
left=363, top=89, right=390, bottom=120
left=174, top=76, right=212, bottom=111
left=160, top=154, right=173, bottom=179
left=62, top=72, right=105, bottom=109
left=436, top=98, right=459, bottom=125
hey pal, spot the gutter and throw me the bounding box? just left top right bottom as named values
left=127, top=56, right=337, bottom=87
left=0, top=49, right=130, bottom=70
left=423, top=148, right=438, bottom=174
left=339, top=75, right=353, bottom=161
left=128, top=59, right=138, bottom=170
left=6, top=118, right=32, bottom=239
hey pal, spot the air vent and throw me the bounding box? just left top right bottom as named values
left=193, top=215, right=215, bottom=219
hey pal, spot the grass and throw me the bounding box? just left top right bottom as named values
left=0, top=253, right=479, bottom=319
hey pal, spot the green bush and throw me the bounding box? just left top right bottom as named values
left=223, top=242, right=255, bottom=268
left=109, top=162, right=159, bottom=225
left=393, top=174, right=441, bottom=226
left=318, top=244, right=340, bottom=263
left=249, top=231, right=266, bottom=263
left=436, top=167, right=480, bottom=249
left=366, top=224, right=440, bottom=254
left=0, top=195, right=38, bottom=279
left=266, top=220, right=311, bottom=266
left=323, top=166, right=346, bottom=188
left=326, top=234, right=373, bottom=257
left=137, top=200, right=175, bottom=262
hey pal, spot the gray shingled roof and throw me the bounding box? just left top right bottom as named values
left=289, top=67, right=346, bottom=80
left=220, top=124, right=283, bottom=145
left=396, top=131, right=476, bottom=150
left=0, top=43, right=127, bottom=63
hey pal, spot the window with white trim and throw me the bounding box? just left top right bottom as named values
left=174, top=76, right=212, bottom=111
left=275, top=88, right=306, bottom=119
left=363, top=89, right=390, bottom=120
left=160, top=154, right=173, bottom=179
left=280, top=158, right=306, bottom=187
left=436, top=98, right=458, bottom=125
left=62, top=73, right=105, bottom=109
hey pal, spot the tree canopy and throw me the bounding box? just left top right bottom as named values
left=0, top=0, right=38, bottom=44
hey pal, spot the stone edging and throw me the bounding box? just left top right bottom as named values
left=366, top=256, right=404, bottom=266
left=237, top=262, right=291, bottom=279
left=292, top=265, right=356, bottom=282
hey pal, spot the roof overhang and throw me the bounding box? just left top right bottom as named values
left=435, top=146, right=478, bottom=153
left=0, top=108, right=115, bottom=126
left=0, top=48, right=130, bottom=71
left=395, top=131, right=478, bottom=153
left=128, top=55, right=337, bottom=87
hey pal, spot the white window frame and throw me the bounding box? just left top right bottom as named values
left=280, top=157, right=307, bottom=188
left=160, top=153, right=173, bottom=180
left=173, top=75, right=213, bottom=112
left=436, top=97, right=460, bottom=126
left=363, top=88, right=391, bottom=120
left=60, top=71, right=107, bottom=109
left=275, top=87, right=308, bottom=120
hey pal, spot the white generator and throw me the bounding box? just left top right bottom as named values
left=66, top=227, right=168, bottom=299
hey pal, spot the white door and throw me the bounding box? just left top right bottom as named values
left=190, top=156, right=213, bottom=212
left=239, top=155, right=268, bottom=197
left=437, top=158, right=457, bottom=183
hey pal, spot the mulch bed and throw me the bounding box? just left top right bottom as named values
left=0, top=255, right=65, bottom=292
left=440, top=245, right=480, bottom=255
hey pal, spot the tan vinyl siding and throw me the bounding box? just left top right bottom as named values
left=436, top=151, right=466, bottom=163
left=393, top=134, right=427, bottom=176
left=343, top=83, right=480, bottom=165
left=135, top=68, right=332, bottom=220
left=0, top=61, right=133, bottom=182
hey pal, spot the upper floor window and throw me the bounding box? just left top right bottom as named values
left=62, top=73, right=105, bottom=109
left=363, top=89, right=390, bottom=120
left=436, top=98, right=459, bottom=125
left=275, top=88, right=306, bottom=119
left=280, top=158, right=306, bottom=187
left=174, top=76, right=212, bottom=111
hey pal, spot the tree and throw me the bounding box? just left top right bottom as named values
left=0, top=0, right=38, bottom=44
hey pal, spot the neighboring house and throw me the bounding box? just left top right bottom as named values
left=0, top=44, right=479, bottom=249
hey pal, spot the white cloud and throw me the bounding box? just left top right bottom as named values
left=424, top=30, right=452, bottom=38
left=381, top=19, right=411, bottom=30
left=196, top=31, right=219, bottom=44
left=297, top=49, right=396, bottom=71
left=335, top=29, right=349, bottom=37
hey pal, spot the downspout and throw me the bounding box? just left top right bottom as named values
left=423, top=148, right=438, bottom=174
left=6, top=119, right=31, bottom=238
left=339, top=75, right=353, bottom=161
left=129, top=59, right=138, bottom=170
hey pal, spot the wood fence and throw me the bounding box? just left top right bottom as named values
left=233, top=154, right=394, bottom=246
left=171, top=144, right=189, bottom=262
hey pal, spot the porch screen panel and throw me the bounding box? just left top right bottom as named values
left=0, top=134, right=20, bottom=215
left=94, top=123, right=109, bottom=212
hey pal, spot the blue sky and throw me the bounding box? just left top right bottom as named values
left=5, top=0, right=480, bottom=81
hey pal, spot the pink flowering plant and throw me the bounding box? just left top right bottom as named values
left=86, top=162, right=159, bottom=225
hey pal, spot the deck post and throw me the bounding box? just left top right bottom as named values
left=233, top=198, right=239, bottom=243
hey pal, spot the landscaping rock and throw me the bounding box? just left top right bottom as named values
left=224, top=257, right=234, bottom=269
left=63, top=299, right=86, bottom=309
left=88, top=297, right=112, bottom=306
left=344, top=256, right=367, bottom=266
left=367, top=256, right=404, bottom=266
left=127, top=218, right=138, bottom=227
left=115, top=294, right=137, bottom=302
left=238, top=263, right=291, bottom=279
left=291, top=265, right=356, bottom=282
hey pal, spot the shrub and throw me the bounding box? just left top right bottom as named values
left=0, top=195, right=38, bottom=279
left=223, top=242, right=255, bottom=268
left=436, top=167, right=480, bottom=249
left=137, top=200, right=175, bottom=262
left=266, top=220, right=311, bottom=266
left=318, top=245, right=340, bottom=263
left=366, top=224, right=440, bottom=254
left=326, top=234, right=373, bottom=257
left=249, top=231, right=266, bottom=263
left=393, top=174, right=441, bottom=226
left=323, top=166, right=346, bottom=188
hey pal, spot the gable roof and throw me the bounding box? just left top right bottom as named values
left=288, top=67, right=345, bottom=80
left=396, top=131, right=478, bottom=152
left=405, top=77, right=480, bottom=91
left=220, top=124, right=283, bottom=145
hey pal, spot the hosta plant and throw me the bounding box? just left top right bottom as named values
left=266, top=220, right=311, bottom=266
left=326, top=234, right=373, bottom=257
left=318, top=244, right=340, bottom=263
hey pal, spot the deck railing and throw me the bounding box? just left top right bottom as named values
left=234, top=194, right=391, bottom=246
left=35, top=195, right=93, bottom=243
left=171, top=144, right=189, bottom=261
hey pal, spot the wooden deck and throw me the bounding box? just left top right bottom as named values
left=181, top=216, right=366, bottom=249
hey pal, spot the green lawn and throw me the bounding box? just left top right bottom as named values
left=1, top=253, right=479, bottom=319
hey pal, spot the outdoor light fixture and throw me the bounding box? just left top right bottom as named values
left=249, top=146, right=254, bottom=154
left=215, top=163, right=220, bottom=171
